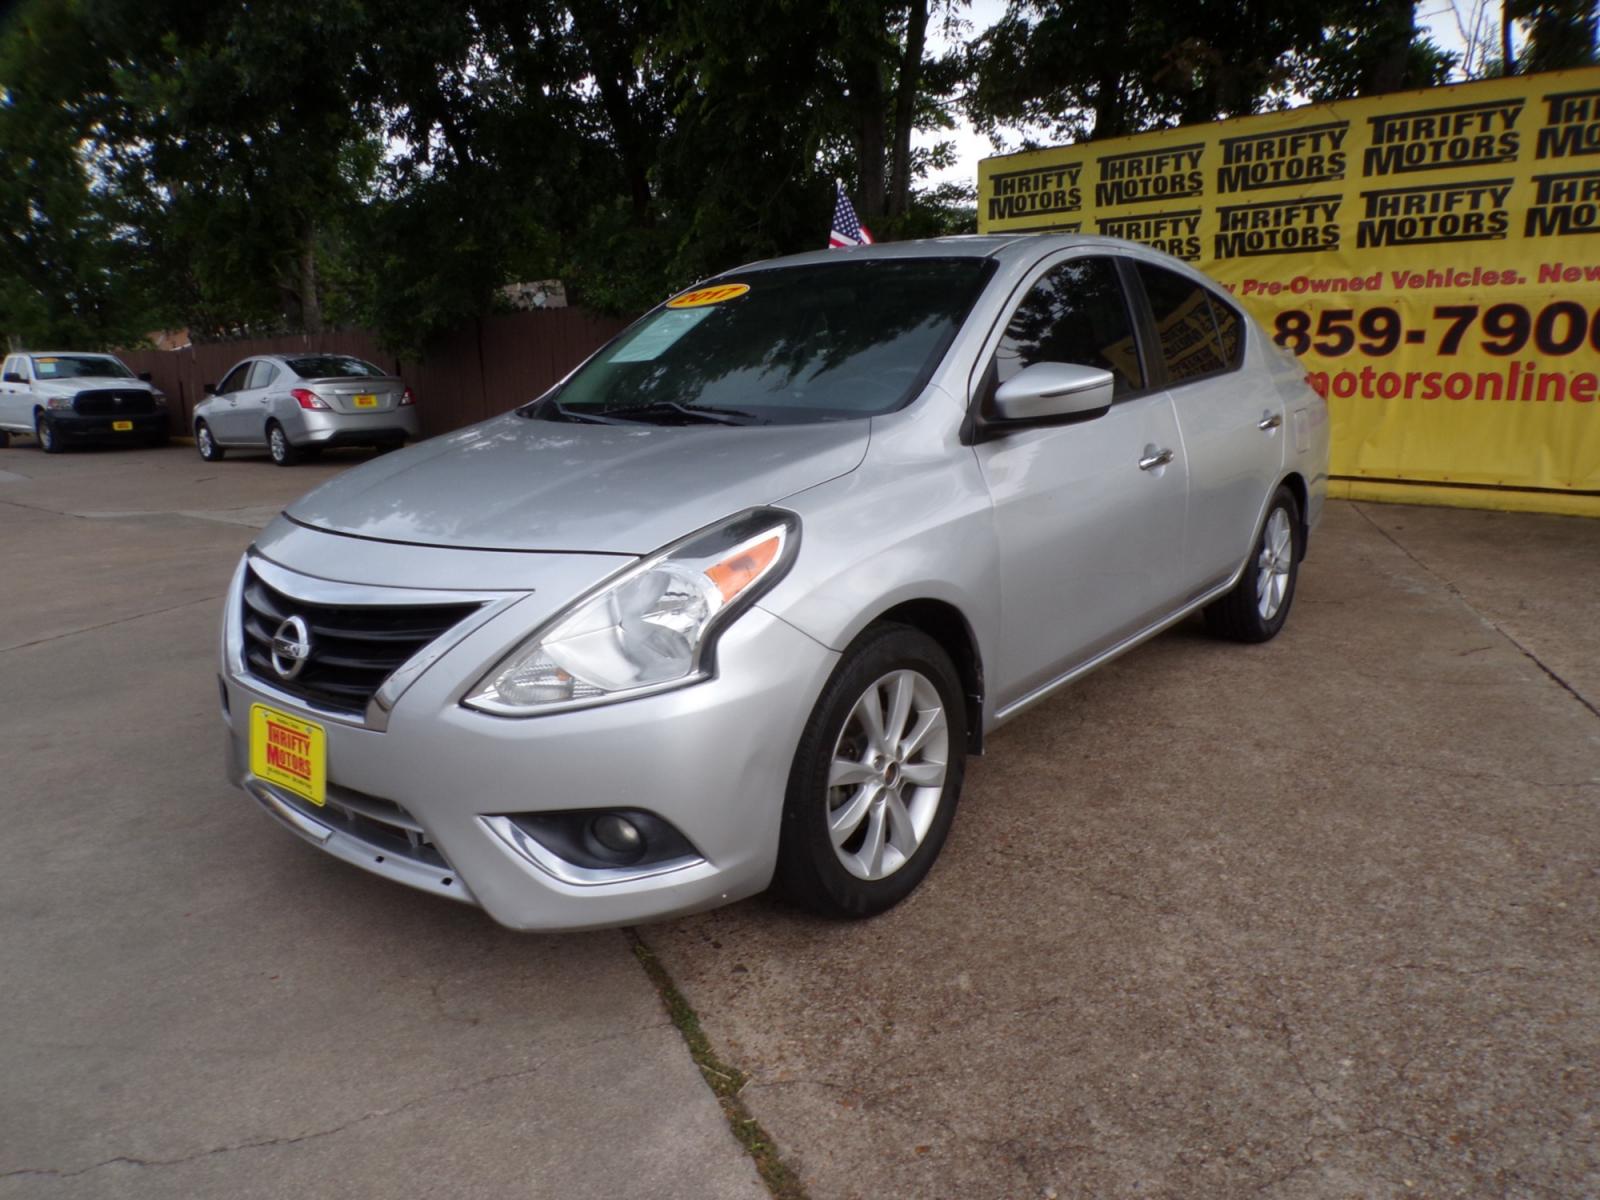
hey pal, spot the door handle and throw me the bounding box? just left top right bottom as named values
left=1258, top=412, right=1283, bottom=431
left=1138, top=448, right=1174, bottom=471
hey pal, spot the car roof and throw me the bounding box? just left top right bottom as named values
left=23, top=350, right=125, bottom=357
left=719, top=232, right=1216, bottom=283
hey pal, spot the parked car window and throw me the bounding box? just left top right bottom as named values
left=218, top=363, right=252, bottom=394
left=541, top=258, right=997, bottom=425
left=2, top=356, right=18, bottom=379
left=247, top=362, right=279, bottom=390
left=285, top=356, right=385, bottom=379
left=992, top=256, right=1143, bottom=397
left=1134, top=263, right=1231, bottom=384
left=1210, top=296, right=1245, bottom=368
left=30, top=354, right=135, bottom=381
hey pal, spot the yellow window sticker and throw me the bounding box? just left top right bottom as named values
left=666, top=282, right=750, bottom=309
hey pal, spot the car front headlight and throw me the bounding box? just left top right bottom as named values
left=463, top=508, right=799, bottom=716
left=151, top=390, right=168, bottom=406
left=46, top=395, right=74, bottom=409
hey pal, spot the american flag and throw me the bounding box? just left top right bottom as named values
left=828, top=183, right=874, bottom=248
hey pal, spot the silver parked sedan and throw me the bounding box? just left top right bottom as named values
left=192, top=353, right=419, bottom=465
left=219, top=235, right=1329, bottom=931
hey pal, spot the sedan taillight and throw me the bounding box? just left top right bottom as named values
left=291, top=388, right=330, bottom=410
left=400, top=387, right=416, bottom=406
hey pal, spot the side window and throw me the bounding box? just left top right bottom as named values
left=247, top=362, right=279, bottom=390
left=993, top=256, right=1143, bottom=397
left=1134, top=263, right=1230, bottom=384
left=219, top=363, right=252, bottom=394
left=1210, top=296, right=1245, bottom=368
left=2, top=357, right=15, bottom=379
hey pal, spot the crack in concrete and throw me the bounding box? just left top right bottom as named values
left=2, top=1025, right=668, bottom=1181
left=0, top=594, right=223, bottom=656
left=1352, top=504, right=1600, bottom=722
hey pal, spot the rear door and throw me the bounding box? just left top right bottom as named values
left=1130, top=262, right=1284, bottom=594
left=240, top=360, right=281, bottom=440
left=972, top=252, right=1189, bottom=711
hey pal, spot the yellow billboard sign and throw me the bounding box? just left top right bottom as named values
left=978, top=68, right=1600, bottom=516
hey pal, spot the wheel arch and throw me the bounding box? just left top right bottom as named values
left=1280, top=470, right=1309, bottom=561
left=865, top=598, right=985, bottom=755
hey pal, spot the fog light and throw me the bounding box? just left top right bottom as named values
left=591, top=814, right=643, bottom=856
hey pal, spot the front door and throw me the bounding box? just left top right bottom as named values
left=210, top=361, right=255, bottom=441
left=972, top=253, right=1189, bottom=712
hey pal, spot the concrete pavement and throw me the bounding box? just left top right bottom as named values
left=0, top=446, right=765, bottom=1200
left=3, top=441, right=1596, bottom=1199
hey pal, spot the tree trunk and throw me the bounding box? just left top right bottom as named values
left=299, top=227, right=322, bottom=335
left=1365, top=0, right=1417, bottom=94
left=887, top=0, right=929, bottom=219
left=847, top=55, right=887, bottom=220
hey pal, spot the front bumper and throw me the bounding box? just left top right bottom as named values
left=49, top=411, right=168, bottom=440
left=219, top=553, right=837, bottom=931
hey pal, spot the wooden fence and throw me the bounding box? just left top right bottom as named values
left=117, top=309, right=632, bottom=439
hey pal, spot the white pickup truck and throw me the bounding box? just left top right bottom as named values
left=0, top=351, right=170, bottom=452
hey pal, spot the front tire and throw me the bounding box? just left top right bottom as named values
left=36, top=413, right=63, bottom=454
left=1204, top=485, right=1303, bottom=643
left=195, top=421, right=224, bottom=461
left=775, top=624, right=967, bottom=918
left=266, top=421, right=299, bottom=466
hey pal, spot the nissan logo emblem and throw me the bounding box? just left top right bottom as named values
left=270, top=615, right=313, bottom=680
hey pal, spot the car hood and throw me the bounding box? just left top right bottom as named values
left=285, top=412, right=871, bottom=554
left=33, top=379, right=155, bottom=393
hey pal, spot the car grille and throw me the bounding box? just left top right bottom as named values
left=73, top=388, right=157, bottom=416
left=241, top=567, right=482, bottom=717
left=277, top=781, right=450, bottom=869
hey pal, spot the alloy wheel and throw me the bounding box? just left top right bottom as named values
left=1256, top=507, right=1293, bottom=620
left=826, top=668, right=949, bottom=881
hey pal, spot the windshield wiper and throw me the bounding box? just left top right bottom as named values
left=605, top=400, right=765, bottom=426
left=523, top=397, right=631, bottom=425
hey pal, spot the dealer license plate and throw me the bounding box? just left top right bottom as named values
left=250, top=704, right=326, bottom=806
left=353, top=394, right=378, bottom=408
left=112, top=420, right=134, bottom=431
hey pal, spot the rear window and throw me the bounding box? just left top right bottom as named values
left=545, top=257, right=998, bottom=424
left=1134, top=263, right=1233, bottom=384
left=286, top=356, right=385, bottom=379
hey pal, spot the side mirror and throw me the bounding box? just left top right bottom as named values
left=203, top=382, right=217, bottom=396
left=993, top=362, right=1115, bottom=423
left=138, top=371, right=153, bottom=382
left=2, top=372, right=23, bottom=384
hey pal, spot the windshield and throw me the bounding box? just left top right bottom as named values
left=535, top=257, right=996, bottom=425
left=30, top=355, right=134, bottom=381
left=286, top=355, right=386, bottom=379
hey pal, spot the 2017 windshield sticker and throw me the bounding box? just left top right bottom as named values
left=666, top=282, right=750, bottom=308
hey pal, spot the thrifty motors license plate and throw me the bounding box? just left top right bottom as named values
left=112, top=420, right=134, bottom=431
left=353, top=394, right=378, bottom=408
left=250, top=704, right=326, bottom=806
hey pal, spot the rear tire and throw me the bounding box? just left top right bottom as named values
left=774, top=624, right=967, bottom=918
left=267, top=421, right=299, bottom=466
left=36, top=413, right=63, bottom=454
left=1204, top=485, right=1303, bottom=643
left=0, top=430, right=10, bottom=448
left=195, top=421, right=224, bottom=461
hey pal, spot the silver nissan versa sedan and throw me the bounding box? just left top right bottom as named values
left=220, top=235, right=1329, bottom=931
left=192, top=353, right=419, bottom=465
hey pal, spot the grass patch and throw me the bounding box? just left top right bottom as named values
left=628, top=930, right=809, bottom=1200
